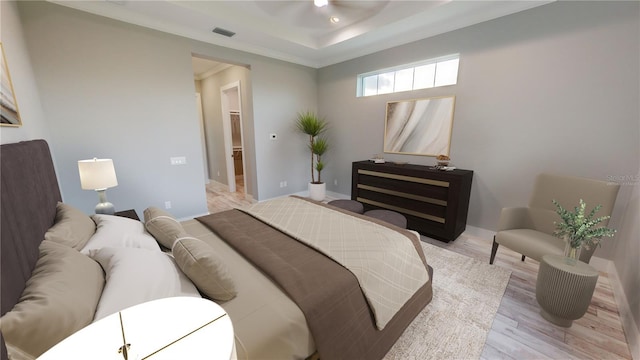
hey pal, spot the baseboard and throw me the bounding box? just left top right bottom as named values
left=288, top=190, right=349, bottom=200
left=178, top=211, right=210, bottom=222
left=326, top=191, right=350, bottom=200
left=462, top=225, right=495, bottom=241
left=585, top=257, right=639, bottom=359
left=607, top=262, right=640, bottom=360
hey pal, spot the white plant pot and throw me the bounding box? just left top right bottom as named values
left=308, top=182, right=326, bottom=201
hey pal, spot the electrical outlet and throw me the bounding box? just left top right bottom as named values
left=283, top=181, right=287, bottom=187
left=279, top=181, right=284, bottom=188
left=334, top=179, right=338, bottom=186
left=217, top=170, right=220, bottom=177
left=165, top=201, right=172, bottom=209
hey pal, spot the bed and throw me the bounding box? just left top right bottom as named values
left=0, top=139, right=433, bottom=360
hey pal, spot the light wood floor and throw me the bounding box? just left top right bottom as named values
left=206, top=189, right=632, bottom=359
left=205, top=177, right=253, bottom=214
left=422, top=235, right=632, bottom=360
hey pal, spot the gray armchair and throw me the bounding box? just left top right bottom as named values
left=490, top=173, right=619, bottom=265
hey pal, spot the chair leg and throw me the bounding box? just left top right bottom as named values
left=490, top=236, right=499, bottom=265
left=521, top=255, right=526, bottom=262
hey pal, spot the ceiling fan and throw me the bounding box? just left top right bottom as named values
left=253, top=1, right=390, bottom=29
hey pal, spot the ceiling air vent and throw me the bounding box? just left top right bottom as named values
left=212, top=27, right=236, bottom=38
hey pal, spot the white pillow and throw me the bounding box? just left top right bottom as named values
left=81, top=215, right=160, bottom=254
left=89, top=247, right=200, bottom=321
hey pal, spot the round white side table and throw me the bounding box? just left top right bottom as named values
left=39, top=297, right=236, bottom=359
left=536, top=254, right=599, bottom=327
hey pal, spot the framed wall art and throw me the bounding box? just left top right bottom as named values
left=384, top=96, right=455, bottom=156
left=1, top=42, right=22, bottom=127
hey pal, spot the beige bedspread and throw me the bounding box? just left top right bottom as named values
left=196, top=198, right=433, bottom=360
left=242, top=196, right=429, bottom=330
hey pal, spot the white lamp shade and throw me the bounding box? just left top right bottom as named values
left=78, top=158, right=118, bottom=190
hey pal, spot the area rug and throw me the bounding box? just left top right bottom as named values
left=384, top=241, right=512, bottom=360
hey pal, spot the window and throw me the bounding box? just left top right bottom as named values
left=357, top=55, right=459, bottom=97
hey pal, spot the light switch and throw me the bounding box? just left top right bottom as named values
left=170, top=157, right=187, bottom=165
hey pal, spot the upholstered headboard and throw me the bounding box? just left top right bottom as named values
left=1, top=140, right=61, bottom=317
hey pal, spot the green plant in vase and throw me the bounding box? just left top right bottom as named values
left=552, top=199, right=616, bottom=265
left=296, top=111, right=329, bottom=201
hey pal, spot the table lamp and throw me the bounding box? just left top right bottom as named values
left=78, top=158, right=118, bottom=215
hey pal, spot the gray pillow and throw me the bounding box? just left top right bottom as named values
left=143, top=207, right=187, bottom=249
left=172, top=237, right=237, bottom=301
left=0, top=241, right=104, bottom=358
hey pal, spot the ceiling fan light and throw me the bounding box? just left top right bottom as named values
left=314, top=0, right=328, bottom=8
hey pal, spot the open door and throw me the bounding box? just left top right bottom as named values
left=220, top=81, right=245, bottom=193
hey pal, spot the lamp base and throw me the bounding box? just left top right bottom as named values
left=95, top=189, right=115, bottom=215
left=95, top=202, right=115, bottom=215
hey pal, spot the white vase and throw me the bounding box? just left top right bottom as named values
left=308, top=182, right=326, bottom=201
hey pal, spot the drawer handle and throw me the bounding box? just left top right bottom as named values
left=358, top=169, right=450, bottom=188
left=357, top=184, right=447, bottom=206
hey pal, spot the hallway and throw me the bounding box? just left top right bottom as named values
left=205, top=177, right=252, bottom=214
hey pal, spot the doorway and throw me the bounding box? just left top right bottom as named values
left=192, top=55, right=252, bottom=213
left=220, top=81, right=245, bottom=194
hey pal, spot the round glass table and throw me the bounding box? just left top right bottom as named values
left=39, top=297, right=236, bottom=359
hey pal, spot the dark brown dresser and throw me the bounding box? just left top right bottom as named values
left=351, top=161, right=473, bottom=242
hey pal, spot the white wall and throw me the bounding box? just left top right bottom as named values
left=318, top=0, right=639, bottom=342
left=17, top=1, right=318, bottom=216
left=189, top=29, right=318, bottom=202
left=318, top=1, right=639, bottom=253
left=611, top=170, right=640, bottom=358
left=250, top=58, right=318, bottom=200
left=18, top=2, right=209, bottom=218
left=0, top=1, right=50, bottom=145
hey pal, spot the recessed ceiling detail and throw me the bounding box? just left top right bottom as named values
left=50, top=0, right=554, bottom=68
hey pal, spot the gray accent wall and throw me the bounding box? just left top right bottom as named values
left=318, top=1, right=639, bottom=343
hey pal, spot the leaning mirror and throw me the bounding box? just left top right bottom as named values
left=384, top=96, right=455, bottom=156
left=1, top=42, right=22, bottom=127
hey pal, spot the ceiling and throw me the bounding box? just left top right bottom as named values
left=51, top=0, right=553, bottom=69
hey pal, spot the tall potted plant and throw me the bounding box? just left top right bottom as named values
left=296, top=111, right=329, bottom=201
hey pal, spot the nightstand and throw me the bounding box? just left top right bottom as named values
left=114, top=209, right=140, bottom=221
